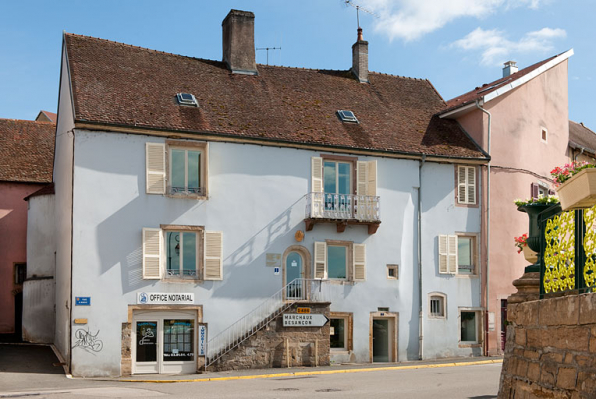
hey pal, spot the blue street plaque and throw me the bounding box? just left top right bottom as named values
left=75, top=297, right=91, bottom=306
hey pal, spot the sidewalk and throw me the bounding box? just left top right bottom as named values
left=107, top=356, right=503, bottom=383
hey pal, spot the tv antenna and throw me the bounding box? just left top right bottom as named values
left=344, top=1, right=379, bottom=29
left=256, top=47, right=281, bottom=65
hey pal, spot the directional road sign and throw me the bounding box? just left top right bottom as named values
left=283, top=313, right=329, bottom=327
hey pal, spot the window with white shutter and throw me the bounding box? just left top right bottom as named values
left=438, top=234, right=458, bottom=275
left=457, top=166, right=477, bottom=205
left=353, top=244, right=366, bottom=281
left=311, top=157, right=324, bottom=217
left=314, top=241, right=365, bottom=282
left=314, top=241, right=327, bottom=279
left=143, top=228, right=162, bottom=279
left=204, top=231, right=223, bottom=280
left=146, top=143, right=166, bottom=195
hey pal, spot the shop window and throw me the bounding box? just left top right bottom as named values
left=330, top=312, right=353, bottom=351
left=460, top=310, right=481, bottom=344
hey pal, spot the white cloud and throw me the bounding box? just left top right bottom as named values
left=359, top=0, right=548, bottom=41
left=451, top=27, right=566, bottom=66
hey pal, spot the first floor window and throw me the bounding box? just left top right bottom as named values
left=457, top=236, right=475, bottom=274
left=460, top=311, right=479, bottom=343
left=429, top=294, right=446, bottom=318
left=170, top=148, right=202, bottom=195
left=439, top=234, right=477, bottom=275
left=166, top=231, right=197, bottom=278
left=314, top=241, right=366, bottom=281
left=328, top=245, right=347, bottom=279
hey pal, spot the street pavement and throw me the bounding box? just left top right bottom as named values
left=0, top=343, right=502, bottom=398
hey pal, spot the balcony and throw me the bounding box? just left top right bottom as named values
left=305, top=192, right=381, bottom=234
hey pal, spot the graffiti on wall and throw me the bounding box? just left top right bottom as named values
left=73, top=328, right=104, bottom=354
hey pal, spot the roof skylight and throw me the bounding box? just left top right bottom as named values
left=337, top=110, right=359, bottom=123
left=177, top=93, right=198, bottom=107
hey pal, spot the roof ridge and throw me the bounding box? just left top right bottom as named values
left=0, top=118, right=55, bottom=124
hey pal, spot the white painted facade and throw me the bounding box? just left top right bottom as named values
left=38, top=125, right=483, bottom=376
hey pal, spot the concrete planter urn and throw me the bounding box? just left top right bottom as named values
left=522, top=245, right=538, bottom=264
left=517, top=203, right=553, bottom=272
left=557, top=168, right=596, bottom=211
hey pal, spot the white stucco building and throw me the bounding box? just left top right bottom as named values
left=28, top=10, right=489, bottom=376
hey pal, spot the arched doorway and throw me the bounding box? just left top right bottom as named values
left=282, top=245, right=311, bottom=301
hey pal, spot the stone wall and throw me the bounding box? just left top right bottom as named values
left=210, top=302, right=330, bottom=372
left=498, top=292, right=596, bottom=398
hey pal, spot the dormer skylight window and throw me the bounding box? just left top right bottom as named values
left=177, top=93, right=198, bottom=107
left=337, top=110, right=358, bottom=123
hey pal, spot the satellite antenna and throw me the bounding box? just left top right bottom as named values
left=344, top=0, right=379, bottom=29
left=256, top=46, right=281, bottom=65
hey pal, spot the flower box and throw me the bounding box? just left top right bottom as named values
left=556, top=168, right=596, bottom=211
left=522, top=245, right=538, bottom=264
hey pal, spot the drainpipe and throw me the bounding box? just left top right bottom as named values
left=574, top=147, right=585, bottom=162
left=418, top=154, right=426, bottom=360
left=475, top=100, right=491, bottom=356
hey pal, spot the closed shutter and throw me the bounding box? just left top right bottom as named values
left=458, top=167, right=467, bottom=204
left=448, top=235, right=458, bottom=274
left=314, top=241, right=327, bottom=279
left=143, top=228, right=162, bottom=279
left=366, top=160, right=377, bottom=197
left=353, top=244, right=366, bottom=281
left=356, top=161, right=368, bottom=195
left=531, top=183, right=540, bottom=199
left=466, top=167, right=476, bottom=204
left=204, top=231, right=223, bottom=280
left=438, top=235, right=448, bottom=274
left=146, top=143, right=166, bottom=194
left=311, top=157, right=324, bottom=217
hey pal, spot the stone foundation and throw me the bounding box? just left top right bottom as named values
left=498, top=293, right=596, bottom=398
left=209, top=302, right=331, bottom=372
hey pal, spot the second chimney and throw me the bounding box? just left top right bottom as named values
left=502, top=61, right=518, bottom=78
left=352, top=28, right=368, bottom=83
left=222, top=9, right=258, bottom=75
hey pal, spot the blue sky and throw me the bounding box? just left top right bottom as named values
left=1, top=0, right=594, bottom=129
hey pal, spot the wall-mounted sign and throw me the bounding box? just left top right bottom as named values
left=274, top=267, right=280, bottom=275
left=137, top=292, right=194, bottom=305
left=283, top=313, right=329, bottom=327
left=297, top=307, right=311, bottom=314
left=74, top=318, right=88, bottom=324
left=266, top=253, right=282, bottom=268
left=75, top=297, right=91, bottom=306
left=295, top=230, right=305, bottom=242
left=198, top=325, right=207, bottom=356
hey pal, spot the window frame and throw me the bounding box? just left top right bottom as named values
left=320, top=154, right=358, bottom=196
left=161, top=225, right=204, bottom=281
left=326, top=241, right=352, bottom=281
left=541, top=126, right=548, bottom=143
left=428, top=293, right=446, bottom=319
left=386, top=264, right=398, bottom=280
left=165, top=140, right=209, bottom=199
left=329, top=312, right=353, bottom=352
left=456, top=233, right=478, bottom=275
left=459, top=308, right=483, bottom=346
left=454, top=165, right=478, bottom=207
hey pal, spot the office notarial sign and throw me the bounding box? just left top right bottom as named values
left=137, top=292, right=194, bottom=305
left=283, top=313, right=329, bottom=327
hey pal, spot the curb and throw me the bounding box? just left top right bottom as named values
left=117, top=359, right=503, bottom=384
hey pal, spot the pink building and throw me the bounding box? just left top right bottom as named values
left=439, top=51, right=573, bottom=355
left=0, top=117, right=54, bottom=340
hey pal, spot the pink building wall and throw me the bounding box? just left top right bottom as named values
left=0, top=182, right=45, bottom=335
left=456, top=61, right=570, bottom=355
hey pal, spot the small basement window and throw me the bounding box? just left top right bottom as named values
left=337, top=110, right=359, bottom=123
left=177, top=93, right=198, bottom=107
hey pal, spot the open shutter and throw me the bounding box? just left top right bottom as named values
left=143, top=228, right=162, bottom=279
left=531, top=183, right=540, bottom=200
left=438, top=235, right=448, bottom=274
left=356, top=161, right=368, bottom=195
left=466, top=167, right=476, bottom=204
left=311, top=157, right=324, bottom=217
left=204, top=231, right=223, bottom=280
left=353, top=244, right=366, bottom=281
left=146, top=143, right=166, bottom=194
left=448, top=235, right=458, bottom=274
left=457, top=167, right=467, bottom=204
left=366, top=160, right=377, bottom=197
left=314, top=241, right=327, bottom=279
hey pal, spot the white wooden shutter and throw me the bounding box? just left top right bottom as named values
left=142, top=228, right=162, bottom=279
left=457, top=166, right=467, bottom=204
left=314, top=241, right=327, bottom=279
left=146, top=143, right=166, bottom=194
left=353, top=244, right=366, bottom=281
left=356, top=161, right=368, bottom=195
left=204, top=231, right=223, bottom=280
left=366, top=160, right=377, bottom=197
left=448, top=235, right=458, bottom=274
left=311, top=157, right=324, bottom=217
left=466, top=167, right=476, bottom=204
left=438, top=235, right=448, bottom=274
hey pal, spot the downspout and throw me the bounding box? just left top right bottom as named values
left=418, top=154, right=426, bottom=360
left=475, top=100, right=491, bottom=356
left=574, top=147, right=585, bottom=162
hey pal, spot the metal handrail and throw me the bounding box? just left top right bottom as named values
left=205, top=278, right=326, bottom=368
left=305, top=192, right=380, bottom=221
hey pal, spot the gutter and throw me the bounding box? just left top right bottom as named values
left=417, top=154, right=426, bottom=360
left=475, top=101, right=491, bottom=357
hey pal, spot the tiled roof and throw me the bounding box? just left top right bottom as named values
left=65, top=33, right=486, bottom=160
left=24, top=182, right=55, bottom=200
left=444, top=53, right=562, bottom=113
left=36, top=110, right=57, bottom=123
left=569, top=120, right=596, bottom=154
left=0, top=119, right=55, bottom=183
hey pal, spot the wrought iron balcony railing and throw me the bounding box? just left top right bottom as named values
left=305, top=192, right=381, bottom=222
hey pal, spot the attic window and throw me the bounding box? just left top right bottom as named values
left=337, top=110, right=359, bottom=123
left=177, top=93, right=198, bottom=107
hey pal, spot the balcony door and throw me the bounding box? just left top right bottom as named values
left=324, top=161, right=352, bottom=216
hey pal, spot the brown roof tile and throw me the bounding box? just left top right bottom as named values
left=569, top=120, right=596, bottom=154
left=0, top=119, right=55, bottom=183
left=65, top=33, right=486, bottom=160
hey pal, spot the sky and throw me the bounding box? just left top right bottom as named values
left=1, top=0, right=594, bottom=129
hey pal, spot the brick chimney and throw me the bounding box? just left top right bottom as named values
left=352, top=28, right=368, bottom=83
left=222, top=9, right=258, bottom=75
left=502, top=61, right=518, bottom=78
